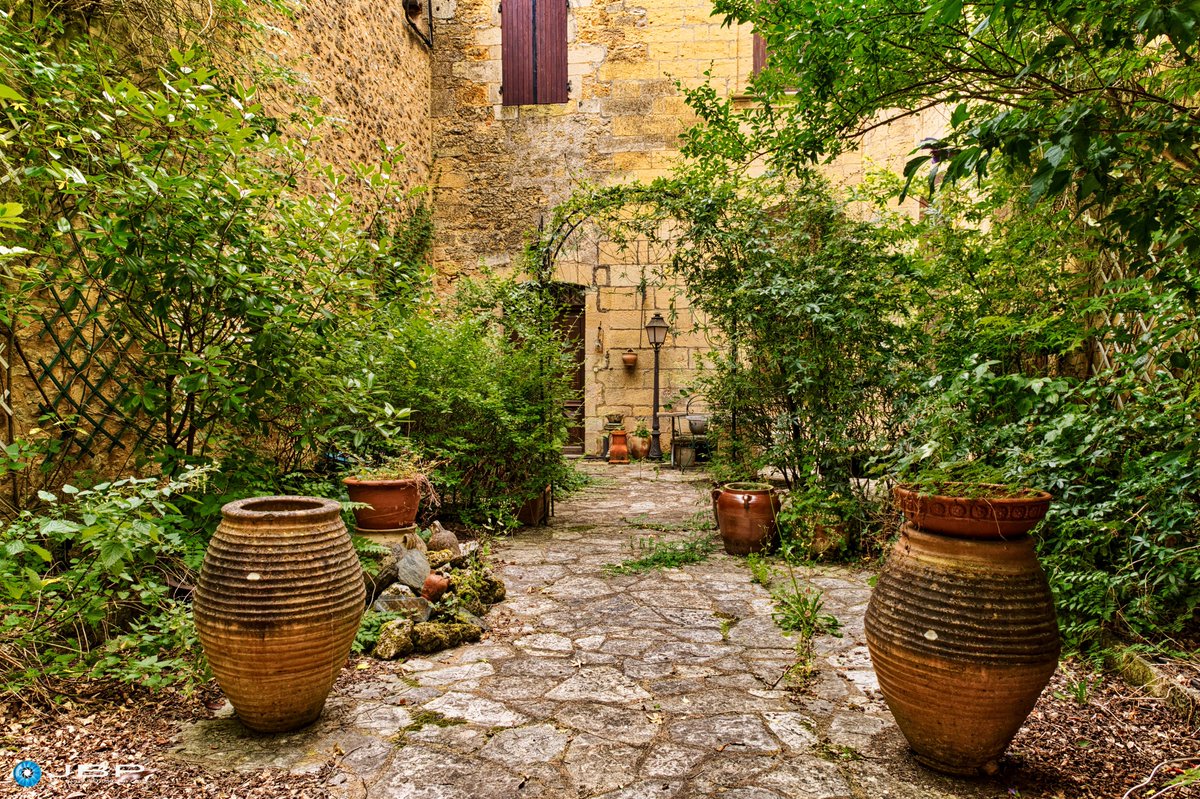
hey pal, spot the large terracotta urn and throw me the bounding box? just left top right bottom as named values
left=194, top=496, right=366, bottom=733
left=714, top=482, right=780, bottom=555
left=342, top=476, right=420, bottom=531
left=865, top=522, right=1060, bottom=775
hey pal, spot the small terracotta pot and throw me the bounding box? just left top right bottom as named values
left=715, top=482, right=780, bottom=555
left=194, top=496, right=365, bottom=732
left=621, top=349, right=638, bottom=368
left=422, top=572, right=450, bottom=602
left=608, top=430, right=630, bottom=464
left=893, top=483, right=1052, bottom=539
left=866, top=523, right=1060, bottom=775
left=343, top=476, right=421, bottom=531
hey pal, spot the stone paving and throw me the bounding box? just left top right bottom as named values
left=173, top=462, right=1004, bottom=798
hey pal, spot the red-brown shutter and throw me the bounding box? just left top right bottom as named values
left=502, top=0, right=535, bottom=105
left=535, top=0, right=568, bottom=103
left=752, top=33, right=767, bottom=75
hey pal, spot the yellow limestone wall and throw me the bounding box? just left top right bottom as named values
left=263, top=0, right=434, bottom=191
left=428, top=0, right=945, bottom=456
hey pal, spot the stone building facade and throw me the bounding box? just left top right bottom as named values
left=2, top=0, right=941, bottom=463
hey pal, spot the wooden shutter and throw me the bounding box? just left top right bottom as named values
left=752, top=33, right=767, bottom=76
left=535, top=0, right=568, bottom=103
left=502, top=0, right=535, bottom=105
left=502, top=0, right=568, bottom=105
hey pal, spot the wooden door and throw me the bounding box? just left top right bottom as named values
left=556, top=301, right=586, bottom=455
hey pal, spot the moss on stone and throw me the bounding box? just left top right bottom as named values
left=412, top=621, right=482, bottom=653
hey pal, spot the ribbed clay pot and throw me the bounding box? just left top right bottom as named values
left=194, top=496, right=365, bottom=733
left=865, top=523, right=1060, bottom=775
left=343, top=476, right=421, bottom=531
left=893, top=483, right=1052, bottom=539
left=715, top=482, right=780, bottom=555
left=608, top=430, right=630, bottom=464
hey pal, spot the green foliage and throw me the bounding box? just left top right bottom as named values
left=352, top=610, right=405, bottom=655
left=330, top=277, right=579, bottom=527
left=892, top=356, right=1200, bottom=648
left=603, top=532, right=716, bottom=575
left=700, top=0, right=1200, bottom=284
left=0, top=469, right=211, bottom=693
left=1, top=17, right=420, bottom=476
left=772, top=570, right=842, bottom=639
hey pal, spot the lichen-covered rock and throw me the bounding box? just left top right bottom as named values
left=372, top=585, right=433, bottom=621
left=373, top=618, right=415, bottom=660
left=426, top=549, right=457, bottom=570
left=394, top=548, right=431, bottom=593
left=412, top=621, right=483, bottom=653
left=427, top=521, right=461, bottom=555
left=453, top=609, right=490, bottom=632
left=364, top=550, right=401, bottom=602
left=479, top=573, right=506, bottom=604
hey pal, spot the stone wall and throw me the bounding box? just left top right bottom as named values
left=264, top=0, right=434, bottom=191
left=428, top=0, right=948, bottom=457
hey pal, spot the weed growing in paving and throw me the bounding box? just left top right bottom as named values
left=602, top=532, right=716, bottom=574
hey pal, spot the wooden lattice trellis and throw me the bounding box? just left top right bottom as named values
left=14, top=284, right=151, bottom=463
left=1089, top=250, right=1159, bottom=377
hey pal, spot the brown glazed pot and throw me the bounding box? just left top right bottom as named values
left=608, top=430, right=630, bottom=464
left=865, top=523, right=1060, bottom=775
left=893, top=483, right=1052, bottom=539
left=343, top=476, right=421, bottom=531
left=422, top=572, right=450, bottom=602
left=627, top=435, right=650, bottom=460
left=194, top=496, right=365, bottom=733
left=715, top=482, right=780, bottom=555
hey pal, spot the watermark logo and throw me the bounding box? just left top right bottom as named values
left=10, top=760, right=147, bottom=786
left=12, top=760, right=41, bottom=788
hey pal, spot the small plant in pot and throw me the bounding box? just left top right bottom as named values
left=778, top=485, right=857, bottom=561
left=893, top=463, right=1052, bottom=540
left=627, top=421, right=651, bottom=460
left=343, top=452, right=440, bottom=532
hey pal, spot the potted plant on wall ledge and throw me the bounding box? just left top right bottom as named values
left=343, top=452, right=440, bottom=534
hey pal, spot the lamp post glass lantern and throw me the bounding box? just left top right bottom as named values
left=645, top=313, right=669, bottom=461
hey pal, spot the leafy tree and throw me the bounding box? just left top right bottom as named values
left=699, top=0, right=1200, bottom=279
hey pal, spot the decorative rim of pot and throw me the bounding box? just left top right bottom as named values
left=893, top=482, right=1052, bottom=539
left=221, top=495, right=342, bottom=521
left=721, top=481, right=774, bottom=492
left=342, top=475, right=421, bottom=487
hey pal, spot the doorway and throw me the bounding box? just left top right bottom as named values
left=553, top=289, right=586, bottom=456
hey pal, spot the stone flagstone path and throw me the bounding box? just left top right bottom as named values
left=174, top=463, right=1002, bottom=798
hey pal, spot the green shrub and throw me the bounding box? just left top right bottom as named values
left=331, top=278, right=579, bottom=527
left=0, top=469, right=210, bottom=694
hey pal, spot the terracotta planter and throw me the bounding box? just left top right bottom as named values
left=343, top=476, right=421, bottom=531
left=194, top=496, right=365, bottom=732
left=893, top=483, right=1052, bottom=540
left=865, top=523, right=1060, bottom=775
left=715, top=482, right=780, bottom=555
left=608, top=430, right=630, bottom=464
left=627, top=435, right=650, bottom=460
left=621, top=349, right=638, bottom=368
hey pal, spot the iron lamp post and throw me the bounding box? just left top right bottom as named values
left=645, top=313, right=669, bottom=461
